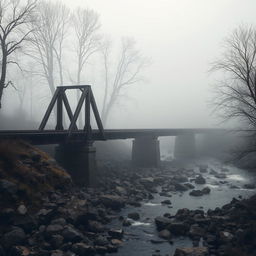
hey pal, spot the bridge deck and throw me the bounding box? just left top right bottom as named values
left=0, top=128, right=226, bottom=145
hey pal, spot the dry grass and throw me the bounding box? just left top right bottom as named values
left=0, top=139, right=72, bottom=207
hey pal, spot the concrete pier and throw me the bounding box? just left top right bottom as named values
left=132, top=136, right=160, bottom=167
left=55, top=143, right=97, bottom=186
left=174, top=133, right=196, bottom=159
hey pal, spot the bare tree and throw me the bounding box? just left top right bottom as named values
left=28, top=0, right=70, bottom=96
left=101, top=37, right=149, bottom=126
left=0, top=0, right=36, bottom=108
left=212, top=25, right=256, bottom=128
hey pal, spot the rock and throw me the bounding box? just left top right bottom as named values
left=154, top=216, right=172, bottom=231
left=62, top=226, right=84, bottom=242
left=174, top=183, right=189, bottom=191
left=139, top=177, right=155, bottom=189
left=108, top=229, right=123, bottom=239
left=111, top=239, right=123, bottom=246
left=88, top=220, right=104, bottom=233
left=17, top=205, right=27, bottom=216
left=45, top=224, right=64, bottom=236
left=158, top=229, right=172, bottom=240
left=189, top=224, right=205, bottom=238
left=201, top=187, right=211, bottom=194
left=9, top=246, right=30, bottom=256
left=243, top=184, right=256, bottom=189
left=51, top=218, right=66, bottom=226
left=50, top=234, right=64, bottom=249
left=94, top=235, right=109, bottom=246
left=161, top=199, right=172, bottom=205
left=51, top=250, right=64, bottom=256
left=219, top=231, right=234, bottom=242
left=215, top=173, right=227, bottom=179
left=184, top=183, right=195, bottom=189
left=173, top=175, right=188, bottom=183
left=13, top=215, right=37, bottom=233
left=100, top=195, right=125, bottom=210
left=195, top=175, right=206, bottom=184
left=167, top=222, right=190, bottom=236
left=95, top=245, right=108, bottom=254
left=128, top=212, right=140, bottom=220
left=3, top=227, right=26, bottom=248
left=122, top=219, right=132, bottom=226
left=0, top=179, right=17, bottom=195
left=71, top=243, right=95, bottom=255
left=174, top=247, right=208, bottom=256
left=189, top=190, right=203, bottom=197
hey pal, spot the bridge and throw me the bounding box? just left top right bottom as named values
left=0, top=85, right=225, bottom=185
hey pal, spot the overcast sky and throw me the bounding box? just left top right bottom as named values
left=6, top=0, right=256, bottom=129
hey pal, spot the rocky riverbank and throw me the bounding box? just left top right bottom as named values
left=0, top=140, right=256, bottom=256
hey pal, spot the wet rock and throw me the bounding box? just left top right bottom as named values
left=128, top=212, right=140, bottom=220
left=189, top=190, right=203, bottom=197
left=174, top=247, right=208, bottom=256
left=214, top=173, right=227, bottom=179
left=174, top=183, right=189, bottom=192
left=122, top=219, right=132, bottom=226
left=167, top=222, right=190, bottom=236
left=3, top=227, right=26, bottom=248
left=184, top=183, right=195, bottom=189
left=243, top=184, right=256, bottom=189
left=195, top=175, right=206, bottom=184
left=158, top=229, right=172, bottom=240
left=154, top=216, right=172, bottom=231
left=62, top=226, right=84, bottom=242
left=201, top=187, right=211, bottom=194
left=9, top=246, right=30, bottom=256
left=108, top=229, right=123, bottom=239
left=0, top=179, right=17, bottom=195
left=100, top=195, right=125, bottom=210
left=161, top=199, right=172, bottom=205
left=17, top=205, right=27, bottom=215
left=71, top=243, right=95, bottom=255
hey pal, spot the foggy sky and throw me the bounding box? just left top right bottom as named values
left=5, top=0, right=256, bottom=129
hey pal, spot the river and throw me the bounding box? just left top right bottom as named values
left=106, top=157, right=256, bottom=256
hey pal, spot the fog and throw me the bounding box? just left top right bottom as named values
left=2, top=0, right=256, bottom=129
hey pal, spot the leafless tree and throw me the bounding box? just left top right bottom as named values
left=212, top=25, right=256, bottom=128
left=101, top=37, right=149, bottom=126
left=28, top=0, right=70, bottom=96
left=0, top=0, right=36, bottom=108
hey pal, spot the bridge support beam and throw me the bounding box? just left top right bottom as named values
left=55, top=143, right=97, bottom=186
left=132, top=136, right=160, bottom=167
left=174, top=133, right=196, bottom=159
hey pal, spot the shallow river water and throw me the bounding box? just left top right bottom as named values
left=106, top=158, right=256, bottom=256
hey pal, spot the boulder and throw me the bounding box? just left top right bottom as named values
left=161, top=199, right=172, bottom=205
left=195, top=175, right=206, bottom=184
left=3, top=227, right=26, bottom=248
left=189, top=190, right=203, bottom=197
left=201, top=187, right=211, bottom=194
left=154, top=216, right=172, bottom=231
left=128, top=212, right=140, bottom=220
left=100, top=195, right=125, bottom=210
left=174, top=247, right=208, bottom=256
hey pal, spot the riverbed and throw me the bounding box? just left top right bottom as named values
left=106, top=158, right=256, bottom=256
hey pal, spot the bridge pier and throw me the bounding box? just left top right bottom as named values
left=174, top=133, right=196, bottom=159
left=132, top=136, right=160, bottom=167
left=55, top=143, right=97, bottom=186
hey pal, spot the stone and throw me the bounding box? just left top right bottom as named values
left=174, top=183, right=189, bottom=191
left=9, top=246, right=30, bottom=256
left=195, top=175, right=206, bottom=184
left=219, top=231, right=234, bottom=242
left=17, top=205, right=27, bottom=215
left=139, top=177, right=155, bottom=189
left=174, top=247, right=208, bottom=256
left=51, top=250, right=64, bottom=256
left=88, top=220, right=104, bottom=233
left=189, top=224, right=205, bottom=238
left=167, top=222, right=190, bottom=236
left=189, top=190, right=203, bottom=197
left=62, top=226, right=84, bottom=242
left=3, top=227, right=26, bottom=248
left=111, top=239, right=123, bottom=247
left=50, top=235, right=64, bottom=249
left=71, top=243, right=95, bottom=255
left=45, top=224, right=64, bottom=236
left=108, top=229, right=123, bottom=239
left=161, top=199, right=172, bottom=205
left=128, top=212, right=140, bottom=220
left=202, top=187, right=211, bottom=194
left=122, top=219, right=132, bottom=226
left=158, top=229, right=172, bottom=240
left=94, top=236, right=109, bottom=246
left=243, top=184, right=256, bottom=189
left=100, top=195, right=125, bottom=210
left=154, top=216, right=172, bottom=231
left=0, top=179, right=17, bottom=195
left=184, top=183, right=195, bottom=189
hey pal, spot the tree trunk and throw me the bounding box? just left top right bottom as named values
left=0, top=52, right=7, bottom=109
